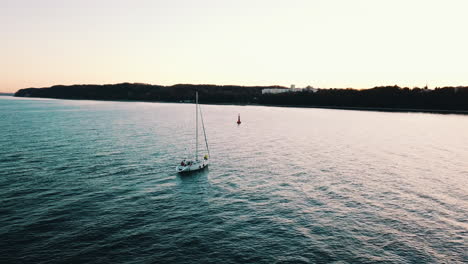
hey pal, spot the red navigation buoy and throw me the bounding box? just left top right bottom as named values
left=237, top=114, right=241, bottom=125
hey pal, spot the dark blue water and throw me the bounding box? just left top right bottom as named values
left=1, top=96, right=467, bottom=263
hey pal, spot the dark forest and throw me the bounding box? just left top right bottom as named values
left=15, top=83, right=468, bottom=112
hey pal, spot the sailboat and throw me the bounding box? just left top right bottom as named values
left=176, top=91, right=210, bottom=173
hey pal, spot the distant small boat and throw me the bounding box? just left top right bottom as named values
left=176, top=92, right=210, bottom=173
left=237, top=114, right=241, bottom=125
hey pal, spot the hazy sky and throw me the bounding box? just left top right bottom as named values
left=2, top=0, right=468, bottom=92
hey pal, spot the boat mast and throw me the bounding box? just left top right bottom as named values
left=195, top=91, right=198, bottom=161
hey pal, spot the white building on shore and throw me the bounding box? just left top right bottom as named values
left=261, top=88, right=290, bottom=94
left=262, top=85, right=318, bottom=94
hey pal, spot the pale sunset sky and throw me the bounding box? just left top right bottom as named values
left=1, top=0, right=467, bottom=93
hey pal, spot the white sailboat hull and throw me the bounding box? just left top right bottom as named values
left=176, top=160, right=209, bottom=173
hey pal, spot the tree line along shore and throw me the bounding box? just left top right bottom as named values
left=14, top=83, right=468, bottom=113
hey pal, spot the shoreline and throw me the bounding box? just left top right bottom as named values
left=10, top=95, right=468, bottom=115
left=260, top=104, right=468, bottom=115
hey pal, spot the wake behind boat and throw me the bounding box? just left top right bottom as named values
left=176, top=92, right=210, bottom=173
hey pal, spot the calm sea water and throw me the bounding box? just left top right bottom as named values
left=1, top=96, right=467, bottom=263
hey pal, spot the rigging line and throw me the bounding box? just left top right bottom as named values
left=196, top=92, right=198, bottom=161
left=199, top=103, right=210, bottom=159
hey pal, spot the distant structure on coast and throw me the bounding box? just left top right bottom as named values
left=262, top=85, right=318, bottom=94
left=261, top=88, right=289, bottom=94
